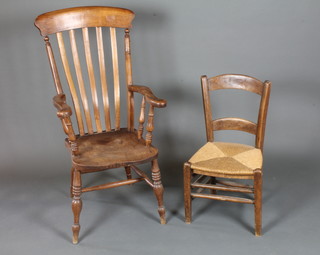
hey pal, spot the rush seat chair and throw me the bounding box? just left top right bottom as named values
left=183, top=74, right=271, bottom=236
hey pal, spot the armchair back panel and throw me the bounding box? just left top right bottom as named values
left=35, top=6, right=135, bottom=135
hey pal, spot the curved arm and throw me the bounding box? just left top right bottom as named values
left=53, top=94, right=76, bottom=141
left=53, top=94, right=72, bottom=118
left=128, top=85, right=167, bottom=108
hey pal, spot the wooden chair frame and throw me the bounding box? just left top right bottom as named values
left=35, top=6, right=167, bottom=244
left=184, top=74, right=271, bottom=236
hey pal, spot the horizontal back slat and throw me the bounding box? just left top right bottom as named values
left=212, top=117, right=257, bottom=135
left=208, top=74, right=264, bottom=95
left=35, top=6, right=135, bottom=36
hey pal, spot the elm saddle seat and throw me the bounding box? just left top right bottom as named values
left=69, top=129, right=158, bottom=171
left=35, top=6, right=167, bottom=244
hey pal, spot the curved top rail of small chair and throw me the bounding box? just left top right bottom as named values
left=206, top=74, right=264, bottom=95
left=35, top=6, right=135, bottom=36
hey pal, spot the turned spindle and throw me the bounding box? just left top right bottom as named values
left=146, top=105, right=154, bottom=146
left=138, top=96, right=146, bottom=139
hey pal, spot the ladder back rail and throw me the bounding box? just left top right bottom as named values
left=208, top=74, right=264, bottom=95
left=56, top=32, right=85, bottom=135
left=212, top=117, right=257, bottom=135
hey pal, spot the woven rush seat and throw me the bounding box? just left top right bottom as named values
left=69, top=129, right=158, bottom=171
left=189, top=142, right=262, bottom=176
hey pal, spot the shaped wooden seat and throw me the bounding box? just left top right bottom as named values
left=184, top=74, right=271, bottom=236
left=69, top=129, right=158, bottom=171
left=35, top=6, right=167, bottom=244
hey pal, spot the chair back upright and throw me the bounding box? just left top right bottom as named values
left=201, top=74, right=271, bottom=151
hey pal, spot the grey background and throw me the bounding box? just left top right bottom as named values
left=1, top=0, right=320, bottom=254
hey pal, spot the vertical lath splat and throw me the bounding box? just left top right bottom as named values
left=82, top=27, right=102, bottom=132
left=56, top=32, right=85, bottom=135
left=96, top=27, right=111, bottom=131
left=69, top=29, right=94, bottom=134
left=110, top=27, right=121, bottom=130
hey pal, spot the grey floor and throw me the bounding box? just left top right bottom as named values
left=1, top=153, right=319, bottom=255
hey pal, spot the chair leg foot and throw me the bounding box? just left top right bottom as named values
left=151, top=159, right=166, bottom=224
left=72, top=170, right=82, bottom=244
left=254, top=169, right=262, bottom=237
left=184, top=162, right=192, bottom=224
left=159, top=206, right=166, bottom=225
left=72, top=224, right=81, bottom=244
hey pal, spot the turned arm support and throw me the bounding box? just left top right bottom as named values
left=128, top=85, right=167, bottom=108
left=53, top=94, right=76, bottom=141
left=129, top=85, right=166, bottom=146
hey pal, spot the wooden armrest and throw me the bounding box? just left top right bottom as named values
left=129, top=85, right=167, bottom=108
left=53, top=94, right=76, bottom=142
left=53, top=94, right=72, bottom=118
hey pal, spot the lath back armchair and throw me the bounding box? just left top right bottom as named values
left=35, top=6, right=167, bottom=244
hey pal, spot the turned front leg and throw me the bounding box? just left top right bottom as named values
left=151, top=159, right=166, bottom=224
left=72, top=170, right=82, bottom=244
